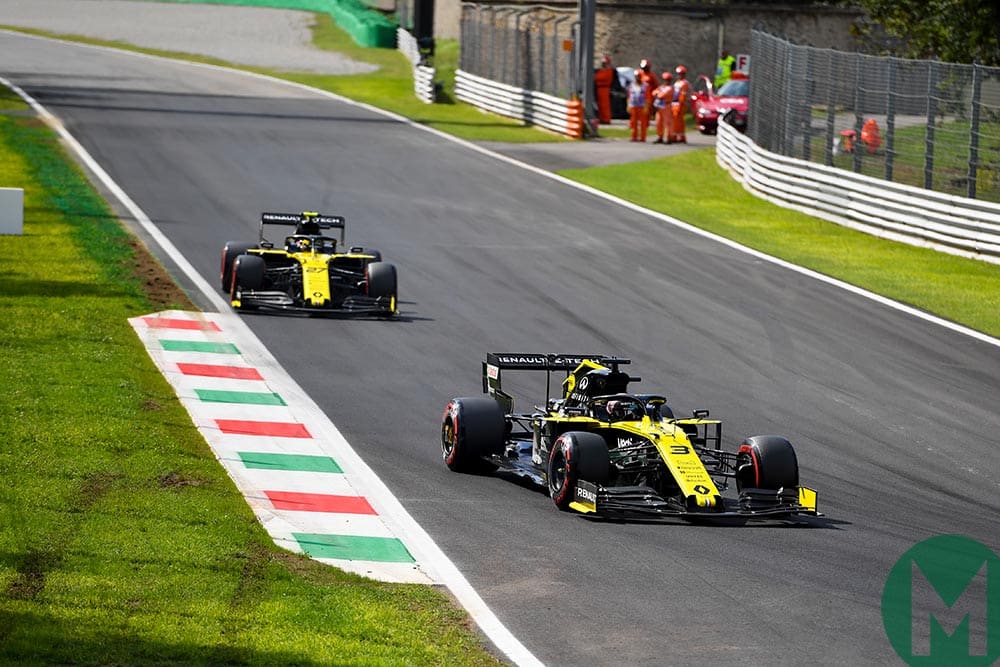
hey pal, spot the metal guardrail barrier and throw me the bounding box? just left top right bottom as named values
left=397, top=28, right=436, bottom=103
left=750, top=30, right=1000, bottom=203
left=717, top=120, right=1000, bottom=264
left=455, top=69, right=583, bottom=137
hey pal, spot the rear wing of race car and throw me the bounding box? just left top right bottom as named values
left=259, top=211, right=346, bottom=246
left=482, top=353, right=631, bottom=414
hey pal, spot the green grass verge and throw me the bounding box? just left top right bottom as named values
left=0, top=110, right=500, bottom=665
left=559, top=149, right=1000, bottom=338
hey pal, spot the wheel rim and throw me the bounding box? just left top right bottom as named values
left=550, top=445, right=568, bottom=494
left=442, top=421, right=457, bottom=461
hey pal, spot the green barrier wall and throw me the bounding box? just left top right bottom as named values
left=158, top=0, right=397, bottom=48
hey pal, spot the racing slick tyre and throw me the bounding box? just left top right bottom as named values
left=366, top=261, right=396, bottom=298
left=230, top=254, right=265, bottom=310
left=221, top=242, right=256, bottom=291
left=735, top=435, right=799, bottom=492
left=548, top=431, right=611, bottom=511
left=366, top=261, right=397, bottom=315
left=441, top=397, right=506, bottom=473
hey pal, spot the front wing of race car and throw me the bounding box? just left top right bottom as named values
left=233, top=290, right=396, bottom=316
left=568, top=479, right=819, bottom=520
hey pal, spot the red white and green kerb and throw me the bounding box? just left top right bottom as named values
left=130, top=311, right=431, bottom=583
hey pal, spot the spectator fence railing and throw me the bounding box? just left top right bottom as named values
left=750, top=30, right=1000, bottom=203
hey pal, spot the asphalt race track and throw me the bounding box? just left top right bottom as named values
left=3, top=30, right=999, bottom=666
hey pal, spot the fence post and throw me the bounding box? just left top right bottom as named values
left=968, top=61, right=982, bottom=199
left=825, top=54, right=837, bottom=166
left=781, top=43, right=793, bottom=155
left=537, top=15, right=552, bottom=93
left=924, top=58, right=938, bottom=191
left=852, top=54, right=863, bottom=174
left=569, top=21, right=579, bottom=97
left=470, top=4, right=481, bottom=75
left=802, top=48, right=813, bottom=161
left=885, top=57, right=896, bottom=182
left=513, top=9, right=530, bottom=89
left=553, top=15, right=571, bottom=98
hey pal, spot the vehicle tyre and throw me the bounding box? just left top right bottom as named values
left=547, top=431, right=611, bottom=511
left=441, top=397, right=506, bottom=472
left=736, top=435, right=799, bottom=492
left=366, top=261, right=396, bottom=299
left=231, top=254, right=265, bottom=297
left=221, top=242, right=255, bottom=291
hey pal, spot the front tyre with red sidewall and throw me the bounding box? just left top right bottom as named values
left=547, top=431, right=611, bottom=510
left=735, top=435, right=799, bottom=492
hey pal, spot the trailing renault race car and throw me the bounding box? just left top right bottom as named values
left=220, top=211, right=397, bottom=316
left=441, top=354, right=818, bottom=521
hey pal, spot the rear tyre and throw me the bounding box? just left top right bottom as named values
left=221, top=242, right=255, bottom=291
left=441, top=397, right=505, bottom=473
left=547, top=431, right=611, bottom=510
left=735, top=435, right=799, bottom=492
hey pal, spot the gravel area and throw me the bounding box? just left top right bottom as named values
left=0, top=0, right=378, bottom=74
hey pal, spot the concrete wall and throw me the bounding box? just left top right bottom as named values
left=598, top=3, right=862, bottom=85
left=442, top=2, right=864, bottom=84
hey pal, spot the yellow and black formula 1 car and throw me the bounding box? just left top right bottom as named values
left=220, top=211, right=397, bottom=316
left=441, top=354, right=819, bottom=521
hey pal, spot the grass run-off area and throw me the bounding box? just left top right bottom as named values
left=1, top=4, right=999, bottom=664
left=0, top=105, right=499, bottom=665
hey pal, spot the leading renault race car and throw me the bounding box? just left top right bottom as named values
left=441, top=354, right=818, bottom=521
left=220, top=211, right=397, bottom=316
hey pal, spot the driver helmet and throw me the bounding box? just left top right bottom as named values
left=607, top=399, right=642, bottom=421
left=297, top=238, right=311, bottom=251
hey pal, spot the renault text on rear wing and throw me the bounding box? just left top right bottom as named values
left=482, top=353, right=631, bottom=413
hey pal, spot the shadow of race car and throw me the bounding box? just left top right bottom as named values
left=221, top=211, right=397, bottom=316
left=442, top=353, right=818, bottom=522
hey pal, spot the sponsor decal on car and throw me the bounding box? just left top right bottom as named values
left=496, top=355, right=548, bottom=365
left=575, top=480, right=598, bottom=510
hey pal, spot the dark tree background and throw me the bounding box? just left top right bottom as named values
left=852, top=0, right=1000, bottom=65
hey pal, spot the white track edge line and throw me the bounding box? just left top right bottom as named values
left=0, top=35, right=543, bottom=666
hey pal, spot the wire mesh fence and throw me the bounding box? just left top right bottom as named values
left=459, top=3, right=580, bottom=99
left=750, top=30, right=1000, bottom=203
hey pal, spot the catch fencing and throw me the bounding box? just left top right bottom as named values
left=459, top=3, right=582, bottom=99
left=750, top=31, right=1000, bottom=203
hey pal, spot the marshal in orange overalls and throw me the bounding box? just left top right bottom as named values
left=594, top=56, right=616, bottom=125
left=669, top=65, right=691, bottom=144
left=652, top=72, right=674, bottom=144
left=627, top=75, right=649, bottom=142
